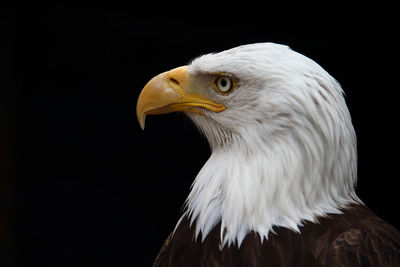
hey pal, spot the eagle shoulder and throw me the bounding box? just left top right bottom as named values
left=326, top=227, right=400, bottom=267
left=152, top=232, right=173, bottom=267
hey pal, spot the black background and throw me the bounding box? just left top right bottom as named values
left=2, top=2, right=399, bottom=266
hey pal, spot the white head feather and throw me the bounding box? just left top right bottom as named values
left=178, top=43, right=360, bottom=248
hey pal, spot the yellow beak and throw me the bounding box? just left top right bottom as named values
left=136, top=66, right=226, bottom=129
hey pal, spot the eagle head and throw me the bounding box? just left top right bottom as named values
left=137, top=43, right=360, bottom=247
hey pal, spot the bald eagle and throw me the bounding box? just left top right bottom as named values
left=137, top=43, right=400, bottom=266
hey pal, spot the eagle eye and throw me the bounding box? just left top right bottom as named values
left=213, top=76, right=236, bottom=94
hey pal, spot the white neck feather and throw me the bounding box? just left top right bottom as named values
left=182, top=105, right=360, bottom=248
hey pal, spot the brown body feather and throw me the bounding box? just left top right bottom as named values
left=153, top=204, right=400, bottom=267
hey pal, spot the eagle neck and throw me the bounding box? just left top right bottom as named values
left=183, top=131, right=359, bottom=248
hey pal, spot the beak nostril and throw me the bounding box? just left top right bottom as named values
left=168, top=77, right=180, bottom=86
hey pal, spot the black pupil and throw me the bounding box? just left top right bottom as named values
left=220, top=78, right=227, bottom=88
